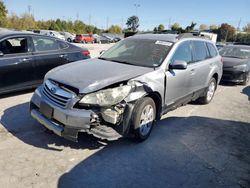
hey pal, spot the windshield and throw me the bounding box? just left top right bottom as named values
left=100, top=38, right=172, bottom=67
left=219, top=46, right=250, bottom=59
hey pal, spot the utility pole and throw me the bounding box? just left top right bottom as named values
left=76, top=12, right=79, bottom=21
left=89, top=14, right=92, bottom=25
left=106, top=17, right=109, bottom=30
left=134, top=4, right=140, bottom=17
left=237, top=18, right=242, bottom=31
left=168, top=17, right=172, bottom=30
left=28, top=4, right=31, bottom=15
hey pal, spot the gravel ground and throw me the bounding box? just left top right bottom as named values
left=0, top=43, right=249, bottom=188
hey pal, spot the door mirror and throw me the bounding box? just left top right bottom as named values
left=169, top=60, right=187, bottom=70
left=0, top=51, right=4, bottom=57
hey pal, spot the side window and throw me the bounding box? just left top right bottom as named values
left=170, top=41, right=192, bottom=64
left=207, top=43, right=218, bottom=57
left=58, top=41, right=69, bottom=49
left=192, top=41, right=208, bottom=61
left=32, top=36, right=59, bottom=52
left=0, top=37, right=29, bottom=55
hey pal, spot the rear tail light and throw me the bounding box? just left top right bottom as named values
left=82, top=50, right=90, bottom=56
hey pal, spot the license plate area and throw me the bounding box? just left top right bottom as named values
left=40, top=101, right=54, bottom=119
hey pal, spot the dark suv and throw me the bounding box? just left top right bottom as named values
left=30, top=34, right=223, bottom=142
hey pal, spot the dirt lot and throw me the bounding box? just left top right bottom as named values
left=0, top=43, right=249, bottom=188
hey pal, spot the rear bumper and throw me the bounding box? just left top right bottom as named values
left=221, top=70, right=248, bottom=83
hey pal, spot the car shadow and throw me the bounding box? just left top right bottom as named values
left=0, top=102, right=106, bottom=151
left=242, top=85, right=250, bottom=101
left=0, top=88, right=35, bottom=99
left=57, top=116, right=250, bottom=188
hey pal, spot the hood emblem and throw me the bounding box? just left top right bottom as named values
left=50, top=87, right=57, bottom=94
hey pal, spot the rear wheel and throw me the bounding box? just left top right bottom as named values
left=198, top=78, right=217, bottom=104
left=131, top=97, right=156, bottom=141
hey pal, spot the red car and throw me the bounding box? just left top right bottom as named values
left=74, top=34, right=94, bottom=43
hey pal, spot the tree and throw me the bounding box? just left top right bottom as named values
left=185, top=22, right=196, bottom=32
left=126, top=16, right=139, bottom=32
left=243, top=23, right=250, bottom=33
left=0, top=0, right=7, bottom=26
left=199, top=24, right=208, bottom=31
left=209, top=24, right=218, bottom=30
left=158, top=24, right=165, bottom=31
left=171, top=23, right=180, bottom=31
left=217, top=23, right=236, bottom=42
left=108, top=25, right=122, bottom=33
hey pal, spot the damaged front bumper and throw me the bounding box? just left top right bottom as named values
left=30, top=86, right=133, bottom=142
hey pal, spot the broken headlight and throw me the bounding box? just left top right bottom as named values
left=79, top=85, right=132, bottom=106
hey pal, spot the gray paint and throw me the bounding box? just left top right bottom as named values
left=45, top=58, right=154, bottom=93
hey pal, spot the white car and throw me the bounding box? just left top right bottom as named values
left=60, top=32, right=75, bottom=42
left=39, top=30, right=65, bottom=41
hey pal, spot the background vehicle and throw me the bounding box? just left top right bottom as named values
left=0, top=30, right=90, bottom=94
left=33, top=30, right=65, bottom=40
left=60, top=32, right=75, bottom=42
left=219, top=45, right=250, bottom=85
left=30, top=34, right=222, bottom=142
left=93, top=34, right=111, bottom=44
left=74, top=34, right=94, bottom=43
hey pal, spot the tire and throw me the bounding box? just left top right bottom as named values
left=67, top=38, right=72, bottom=43
left=241, top=72, right=249, bottom=86
left=198, top=78, right=217, bottom=104
left=131, top=97, right=156, bottom=142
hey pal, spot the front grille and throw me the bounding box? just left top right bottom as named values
left=42, top=80, right=75, bottom=108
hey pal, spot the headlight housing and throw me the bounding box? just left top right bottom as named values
left=79, top=85, right=132, bottom=106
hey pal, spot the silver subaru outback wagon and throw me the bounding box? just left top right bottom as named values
left=30, top=33, right=222, bottom=142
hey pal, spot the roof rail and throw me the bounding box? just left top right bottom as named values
left=176, top=33, right=200, bottom=40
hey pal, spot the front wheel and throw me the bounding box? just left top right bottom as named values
left=242, top=72, right=249, bottom=86
left=198, top=78, right=217, bottom=104
left=131, top=97, right=156, bottom=142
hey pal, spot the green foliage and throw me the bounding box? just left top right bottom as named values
left=158, top=24, right=165, bottom=31
left=0, top=0, right=7, bottom=26
left=108, top=25, right=122, bottom=34
left=199, top=24, right=208, bottom=30
left=171, top=22, right=196, bottom=33
left=216, top=23, right=236, bottom=42
left=126, top=16, right=139, bottom=32
left=243, top=23, right=250, bottom=33
left=209, top=24, right=218, bottom=30
left=171, top=23, right=180, bottom=31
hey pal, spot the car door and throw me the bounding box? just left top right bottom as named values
left=32, top=36, right=68, bottom=81
left=165, top=41, right=194, bottom=106
left=189, top=41, right=212, bottom=92
left=0, top=36, right=36, bottom=93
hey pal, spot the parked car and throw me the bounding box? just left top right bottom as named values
left=74, top=34, right=94, bottom=43
left=0, top=30, right=90, bottom=95
left=33, top=30, right=65, bottom=41
left=30, top=33, right=222, bottom=142
left=60, top=32, right=75, bottom=42
left=219, top=45, right=250, bottom=85
left=93, top=34, right=111, bottom=44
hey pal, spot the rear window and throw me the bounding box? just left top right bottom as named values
left=192, top=41, right=208, bottom=61
left=207, top=43, right=218, bottom=57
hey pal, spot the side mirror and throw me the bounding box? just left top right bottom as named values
left=169, top=60, right=187, bottom=70
left=100, top=50, right=105, bottom=55
left=0, top=51, right=4, bottom=57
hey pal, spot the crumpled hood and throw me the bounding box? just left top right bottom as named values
left=45, top=58, right=153, bottom=93
left=222, top=57, right=249, bottom=68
